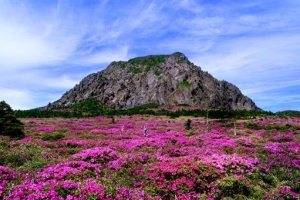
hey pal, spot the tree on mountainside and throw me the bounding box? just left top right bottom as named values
left=0, top=101, right=25, bottom=139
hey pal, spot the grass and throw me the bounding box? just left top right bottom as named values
left=154, top=70, right=162, bottom=76
left=179, top=81, right=192, bottom=89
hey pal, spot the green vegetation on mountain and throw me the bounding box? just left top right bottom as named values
left=128, top=55, right=167, bottom=74
left=179, top=81, right=192, bottom=89
left=154, top=70, right=162, bottom=76
left=68, top=98, right=110, bottom=115
left=130, top=66, right=143, bottom=74
left=128, top=55, right=166, bottom=68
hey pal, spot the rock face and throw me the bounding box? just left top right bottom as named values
left=47, top=52, right=260, bottom=110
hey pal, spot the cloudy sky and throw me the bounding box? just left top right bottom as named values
left=1, top=0, right=300, bottom=112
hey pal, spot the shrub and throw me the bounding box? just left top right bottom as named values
left=262, top=173, right=276, bottom=186
left=245, top=123, right=264, bottom=130
left=154, top=70, right=162, bottom=76
left=0, top=101, right=25, bottom=139
left=130, top=66, right=143, bottom=74
left=217, top=176, right=250, bottom=197
left=185, top=119, right=191, bottom=130
left=4, top=154, right=27, bottom=167
left=179, top=81, right=191, bottom=89
left=121, top=63, right=126, bottom=69
left=188, top=131, right=197, bottom=136
left=42, top=133, right=65, bottom=141
left=31, top=161, right=48, bottom=169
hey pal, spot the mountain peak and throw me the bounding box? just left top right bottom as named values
left=45, top=53, right=260, bottom=110
left=171, top=52, right=187, bottom=57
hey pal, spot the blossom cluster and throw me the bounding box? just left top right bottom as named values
left=1, top=115, right=299, bottom=199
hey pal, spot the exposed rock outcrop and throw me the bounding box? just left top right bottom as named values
left=46, top=52, right=260, bottom=110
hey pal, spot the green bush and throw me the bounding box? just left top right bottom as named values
left=0, top=101, right=25, bottom=139
left=249, top=186, right=265, bottom=199
left=154, top=70, right=162, bottom=76
left=4, top=154, right=27, bottom=167
left=276, top=124, right=291, bottom=132
left=31, top=161, right=48, bottom=169
left=245, top=123, right=264, bottom=130
left=223, top=146, right=235, bottom=154
left=262, top=173, right=276, bottom=186
left=130, top=66, right=143, bottom=74
left=185, top=119, right=191, bottom=130
left=188, top=131, right=197, bottom=136
left=179, top=81, right=191, bottom=89
left=42, top=133, right=65, bottom=141
left=217, top=176, right=250, bottom=197
left=121, top=63, right=126, bottom=69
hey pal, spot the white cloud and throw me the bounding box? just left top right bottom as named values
left=0, top=1, right=78, bottom=69
left=43, top=75, right=80, bottom=89
left=190, top=33, right=300, bottom=75
left=0, top=69, right=79, bottom=89
left=0, top=0, right=300, bottom=111
left=0, top=87, right=35, bottom=110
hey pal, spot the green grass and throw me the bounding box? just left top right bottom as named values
left=41, top=133, right=65, bottom=141
left=179, top=81, right=191, bottom=89
left=121, top=63, right=126, bottom=69
left=128, top=55, right=166, bottom=73
left=154, top=70, right=162, bottom=76
left=130, top=66, right=143, bottom=74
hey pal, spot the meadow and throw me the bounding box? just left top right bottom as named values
left=0, top=115, right=299, bottom=199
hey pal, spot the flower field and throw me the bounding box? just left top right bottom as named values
left=0, top=115, right=300, bottom=199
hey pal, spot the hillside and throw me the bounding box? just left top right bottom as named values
left=45, top=52, right=260, bottom=110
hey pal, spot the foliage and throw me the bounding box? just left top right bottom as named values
left=128, top=55, right=166, bottom=71
left=185, top=119, right=191, bottom=130
left=1, top=115, right=300, bottom=199
left=42, top=133, right=65, bottom=141
left=120, top=62, right=126, bottom=69
left=245, top=123, right=264, bottom=130
left=109, top=103, right=159, bottom=116
left=154, top=70, right=162, bottom=76
left=69, top=98, right=110, bottom=116
left=14, top=109, right=83, bottom=118
left=15, top=103, right=275, bottom=120
left=217, top=176, right=250, bottom=198
left=245, top=122, right=292, bottom=132
left=130, top=66, right=143, bottom=74
left=14, top=98, right=109, bottom=118
left=179, top=81, right=191, bottom=89
left=0, top=101, right=25, bottom=139
left=126, top=55, right=167, bottom=74
left=276, top=110, right=300, bottom=117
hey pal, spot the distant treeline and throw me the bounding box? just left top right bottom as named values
left=275, top=110, right=300, bottom=117
left=109, top=106, right=273, bottom=119
left=15, top=98, right=275, bottom=119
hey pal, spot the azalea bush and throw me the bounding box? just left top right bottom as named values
left=0, top=115, right=299, bottom=199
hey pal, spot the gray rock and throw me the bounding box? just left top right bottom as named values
left=46, top=52, right=260, bottom=110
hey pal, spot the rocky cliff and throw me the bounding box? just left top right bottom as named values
left=46, top=52, right=260, bottom=110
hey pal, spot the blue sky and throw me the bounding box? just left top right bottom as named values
left=1, top=0, right=300, bottom=112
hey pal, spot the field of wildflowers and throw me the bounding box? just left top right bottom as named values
left=0, top=115, right=299, bottom=199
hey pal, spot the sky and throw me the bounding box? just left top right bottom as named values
left=1, top=0, right=300, bottom=112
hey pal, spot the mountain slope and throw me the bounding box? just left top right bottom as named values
left=46, top=52, right=260, bottom=110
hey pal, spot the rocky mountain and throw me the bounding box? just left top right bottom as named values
left=46, top=52, right=260, bottom=110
